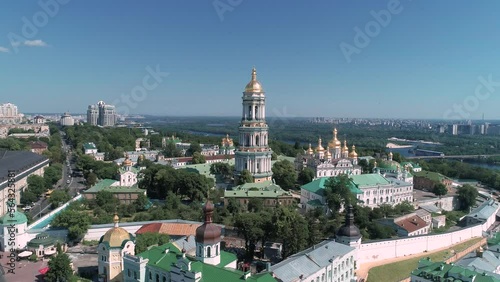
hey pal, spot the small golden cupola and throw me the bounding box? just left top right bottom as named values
left=123, top=154, right=132, bottom=167
left=325, top=146, right=332, bottom=158
left=329, top=128, right=342, bottom=148
left=306, top=143, right=314, bottom=155
left=315, top=137, right=325, bottom=152
left=99, top=212, right=134, bottom=248
left=244, top=67, right=263, bottom=93
left=349, top=145, right=358, bottom=158
left=343, top=140, right=349, bottom=153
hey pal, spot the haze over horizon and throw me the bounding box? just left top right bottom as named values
left=2, top=1, right=500, bottom=120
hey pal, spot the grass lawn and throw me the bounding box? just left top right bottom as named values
left=366, top=237, right=483, bottom=282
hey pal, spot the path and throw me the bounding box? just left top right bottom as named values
left=356, top=238, right=480, bottom=281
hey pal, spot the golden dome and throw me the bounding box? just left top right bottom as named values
left=315, top=137, right=325, bottom=152
left=100, top=213, right=133, bottom=248
left=123, top=154, right=132, bottom=166
left=328, top=128, right=342, bottom=148
left=349, top=145, right=358, bottom=158
left=343, top=140, right=349, bottom=152
left=244, top=67, right=263, bottom=93
left=306, top=143, right=314, bottom=154
left=326, top=147, right=332, bottom=158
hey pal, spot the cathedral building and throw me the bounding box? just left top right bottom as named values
left=295, top=128, right=362, bottom=178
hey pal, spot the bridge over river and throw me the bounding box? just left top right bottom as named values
left=406, top=154, right=500, bottom=160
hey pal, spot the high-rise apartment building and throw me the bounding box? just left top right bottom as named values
left=86, top=101, right=116, bottom=126
left=0, top=103, right=23, bottom=124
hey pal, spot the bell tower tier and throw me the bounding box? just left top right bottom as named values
left=234, top=68, right=273, bottom=183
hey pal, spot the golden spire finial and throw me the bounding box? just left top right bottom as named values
left=251, top=67, right=257, bottom=81
left=113, top=211, right=119, bottom=227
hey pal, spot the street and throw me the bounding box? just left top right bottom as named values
left=28, top=130, right=86, bottom=220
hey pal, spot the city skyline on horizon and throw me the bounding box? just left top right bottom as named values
left=3, top=1, right=500, bottom=119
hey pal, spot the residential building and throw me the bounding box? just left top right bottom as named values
left=461, top=199, right=500, bottom=227
left=379, top=213, right=431, bottom=237
left=120, top=201, right=276, bottom=282
left=224, top=181, right=295, bottom=209
left=0, top=124, right=50, bottom=139
left=0, top=103, right=23, bottom=124
left=87, top=101, right=117, bottom=127
left=83, top=142, right=98, bottom=155
left=300, top=173, right=413, bottom=211
left=60, top=112, right=74, bottom=126
left=295, top=129, right=361, bottom=178
left=411, top=258, right=500, bottom=282
left=0, top=150, right=49, bottom=217
left=413, top=171, right=453, bottom=192
left=270, top=240, right=357, bottom=282
left=87, top=105, right=99, bottom=125
left=29, top=141, right=48, bottom=155
left=33, top=115, right=45, bottom=124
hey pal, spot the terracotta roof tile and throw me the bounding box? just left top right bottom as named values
left=395, top=215, right=428, bottom=233
left=136, top=222, right=201, bottom=237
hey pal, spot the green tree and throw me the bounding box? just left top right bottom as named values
left=247, top=198, right=264, bottom=212
left=457, top=184, right=478, bottom=211
left=44, top=165, right=62, bottom=187
left=298, top=167, right=315, bottom=185
left=324, top=175, right=357, bottom=215
left=238, top=169, right=253, bottom=184
left=191, top=152, right=206, bottom=164
left=49, top=190, right=71, bottom=209
left=21, top=190, right=38, bottom=205
left=27, top=174, right=47, bottom=196
left=163, top=142, right=182, bottom=157
left=272, top=160, right=297, bottom=190
left=51, top=209, right=92, bottom=242
left=186, top=142, right=202, bottom=156
left=135, top=232, right=170, bottom=254
left=226, top=198, right=241, bottom=215
left=433, top=183, right=448, bottom=197
left=272, top=206, right=308, bottom=259
left=45, top=251, right=73, bottom=282
left=134, top=193, right=149, bottom=212
left=234, top=212, right=266, bottom=261
left=86, top=172, right=98, bottom=187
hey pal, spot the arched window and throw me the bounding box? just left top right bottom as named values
left=366, top=199, right=370, bottom=205
left=248, top=105, right=252, bottom=119
left=246, top=135, right=250, bottom=146
left=156, top=274, right=159, bottom=282
left=207, top=246, right=211, bottom=257
left=256, top=135, right=260, bottom=146
left=198, top=245, right=202, bottom=256
left=255, top=106, right=259, bottom=119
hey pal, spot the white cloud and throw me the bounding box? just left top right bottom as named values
left=23, top=40, right=48, bottom=47
left=0, top=47, right=9, bottom=53
left=11, top=42, right=21, bottom=47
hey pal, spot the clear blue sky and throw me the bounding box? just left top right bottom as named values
left=2, top=0, right=500, bottom=120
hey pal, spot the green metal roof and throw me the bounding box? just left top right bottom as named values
left=224, top=181, right=292, bottom=198
left=1, top=210, right=28, bottom=225
left=300, top=178, right=327, bottom=196
left=350, top=173, right=391, bottom=187
left=84, top=179, right=145, bottom=194
left=83, top=142, right=97, bottom=150
left=301, top=177, right=363, bottom=196
left=27, top=233, right=62, bottom=248
left=377, top=160, right=401, bottom=171
left=413, top=170, right=446, bottom=182
left=412, top=258, right=500, bottom=282
left=306, top=199, right=324, bottom=207
left=138, top=243, right=276, bottom=281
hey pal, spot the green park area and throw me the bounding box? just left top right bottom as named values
left=366, top=237, right=483, bottom=282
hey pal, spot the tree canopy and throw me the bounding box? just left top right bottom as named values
left=457, top=184, right=478, bottom=211
left=272, top=160, right=297, bottom=190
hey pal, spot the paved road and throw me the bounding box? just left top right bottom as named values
left=28, top=129, right=86, bottom=220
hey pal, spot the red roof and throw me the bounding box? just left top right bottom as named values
left=136, top=222, right=201, bottom=237
left=395, top=215, right=428, bottom=233
left=30, top=141, right=48, bottom=149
